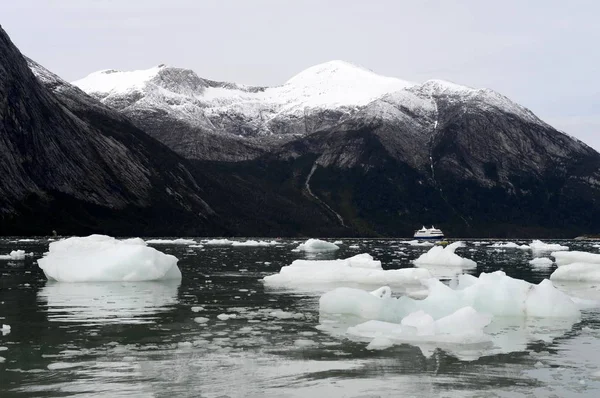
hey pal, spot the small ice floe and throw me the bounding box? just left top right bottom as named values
left=145, top=238, right=197, bottom=245
left=0, top=250, right=33, bottom=260
left=294, top=239, right=339, bottom=252
left=269, top=310, right=304, bottom=319
left=216, top=313, right=237, bottom=321
left=231, top=240, right=279, bottom=247
left=550, top=263, right=600, bottom=282
left=413, top=242, right=476, bottom=268
left=263, top=253, right=431, bottom=287
left=191, top=306, right=204, bottom=312
left=294, top=339, right=317, bottom=348
left=37, top=235, right=181, bottom=282
left=203, top=239, right=235, bottom=246
left=348, top=245, right=360, bottom=249
left=1, top=324, right=10, bottom=335
left=529, top=257, right=554, bottom=267
left=189, top=244, right=204, bottom=249
left=489, top=242, right=529, bottom=249
left=404, top=240, right=434, bottom=247
left=527, top=240, right=569, bottom=253
left=194, top=317, right=209, bottom=324
left=333, top=240, right=343, bottom=244
left=552, top=251, right=600, bottom=266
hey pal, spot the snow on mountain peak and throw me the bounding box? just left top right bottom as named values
left=73, top=65, right=164, bottom=95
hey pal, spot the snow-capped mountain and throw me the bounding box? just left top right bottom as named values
left=72, top=60, right=554, bottom=162
left=67, top=59, right=600, bottom=237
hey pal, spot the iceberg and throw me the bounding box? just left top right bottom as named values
left=529, top=257, right=554, bottom=267
left=0, top=250, right=30, bottom=260
left=203, top=239, right=235, bottom=246
left=412, top=242, right=476, bottom=268
left=294, top=239, right=339, bottom=252
left=231, top=240, right=279, bottom=247
left=319, top=271, right=580, bottom=321
left=37, top=235, right=181, bottom=282
left=528, top=240, right=569, bottom=253
left=263, top=253, right=431, bottom=288
left=489, top=242, right=528, bottom=249
left=550, top=263, right=600, bottom=282
left=552, top=251, right=600, bottom=266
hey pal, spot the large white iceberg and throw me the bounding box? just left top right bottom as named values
left=294, top=239, right=339, bottom=252
left=550, top=263, right=600, bottom=282
left=37, top=235, right=181, bottom=282
left=319, top=271, right=580, bottom=321
left=412, top=242, right=476, bottom=268
left=529, top=257, right=554, bottom=267
left=552, top=251, right=600, bottom=266
left=263, top=253, right=431, bottom=287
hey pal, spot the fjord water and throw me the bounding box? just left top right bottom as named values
left=1, top=238, right=600, bottom=397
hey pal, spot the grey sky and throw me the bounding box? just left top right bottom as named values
left=3, top=0, right=599, bottom=150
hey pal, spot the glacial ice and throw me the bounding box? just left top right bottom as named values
left=550, top=263, right=600, bottom=282
left=0, top=250, right=31, bottom=260
left=319, top=271, right=580, bottom=321
left=37, top=235, right=181, bottom=282
left=529, top=257, right=554, bottom=267
left=347, top=307, right=492, bottom=347
left=412, top=242, right=476, bottom=268
left=203, top=239, right=235, bottom=246
left=294, top=239, right=339, bottom=252
left=145, top=238, right=197, bottom=245
left=528, top=240, right=569, bottom=253
left=263, top=253, right=432, bottom=287
left=489, top=242, right=528, bottom=249
left=552, top=251, right=600, bottom=266
left=231, top=240, right=280, bottom=247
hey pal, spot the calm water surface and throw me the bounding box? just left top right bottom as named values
left=1, top=238, right=600, bottom=397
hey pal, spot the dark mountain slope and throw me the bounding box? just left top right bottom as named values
left=0, top=26, right=223, bottom=236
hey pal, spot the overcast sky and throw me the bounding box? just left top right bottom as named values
left=3, top=0, right=599, bottom=150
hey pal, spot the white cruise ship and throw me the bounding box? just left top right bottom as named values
left=413, top=226, right=444, bottom=240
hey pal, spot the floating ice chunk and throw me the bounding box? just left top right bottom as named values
left=347, top=307, right=492, bottom=347
left=295, top=239, right=339, bottom=252
left=333, top=240, right=343, bottom=244
left=216, top=313, right=237, bottom=321
left=552, top=251, right=600, bottom=266
left=294, top=339, right=317, bottom=347
left=489, top=242, right=526, bottom=249
left=191, top=306, right=204, bottom=312
left=203, top=239, right=235, bottom=246
left=366, top=336, right=394, bottom=350
left=145, top=238, right=196, bottom=245
left=348, top=245, right=360, bottom=249
left=231, top=240, right=279, bottom=247
left=47, top=362, right=79, bottom=370
left=264, top=253, right=432, bottom=288
left=189, top=244, right=204, bottom=249
left=550, top=263, right=600, bottom=282
left=528, top=240, right=569, bottom=253
left=404, top=240, right=434, bottom=246
left=320, top=271, right=580, bottom=321
left=37, top=235, right=181, bottom=282
left=194, top=317, right=209, bottom=323
left=413, top=242, right=476, bottom=268
left=0, top=250, right=32, bottom=260
left=529, top=257, right=554, bottom=267
left=1, top=324, right=10, bottom=335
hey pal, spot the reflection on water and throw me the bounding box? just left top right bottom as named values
left=38, top=280, right=180, bottom=324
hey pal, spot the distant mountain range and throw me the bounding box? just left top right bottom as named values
left=1, top=24, right=599, bottom=237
